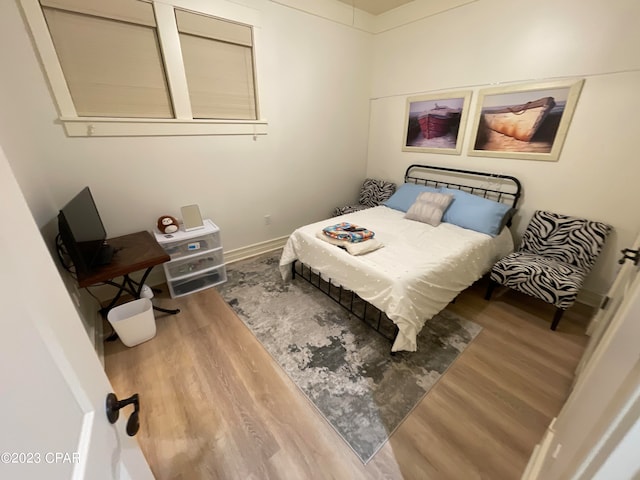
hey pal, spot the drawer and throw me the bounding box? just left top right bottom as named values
left=162, top=231, right=221, bottom=259
left=168, top=265, right=227, bottom=298
left=165, top=248, right=223, bottom=280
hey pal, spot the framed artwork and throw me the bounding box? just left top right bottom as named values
left=468, top=78, right=585, bottom=161
left=402, top=90, right=472, bottom=155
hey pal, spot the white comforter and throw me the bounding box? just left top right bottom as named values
left=279, top=206, right=513, bottom=352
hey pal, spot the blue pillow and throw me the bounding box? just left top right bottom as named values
left=384, top=183, right=440, bottom=212
left=441, top=188, right=512, bottom=236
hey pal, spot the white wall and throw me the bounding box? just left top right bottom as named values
left=0, top=0, right=372, bottom=249
left=367, top=0, right=640, bottom=298
left=2, top=0, right=638, bottom=303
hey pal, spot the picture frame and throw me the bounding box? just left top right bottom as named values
left=468, top=78, right=585, bottom=161
left=402, top=90, right=472, bottom=155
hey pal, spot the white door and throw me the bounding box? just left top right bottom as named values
left=575, top=232, right=640, bottom=381
left=526, top=267, right=640, bottom=479
left=0, top=146, right=154, bottom=479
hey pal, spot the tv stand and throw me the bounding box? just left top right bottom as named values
left=77, top=231, right=179, bottom=316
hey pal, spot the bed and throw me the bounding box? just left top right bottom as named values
left=279, top=164, right=522, bottom=352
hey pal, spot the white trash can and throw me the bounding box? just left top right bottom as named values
left=107, top=298, right=156, bottom=347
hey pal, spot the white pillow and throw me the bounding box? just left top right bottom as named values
left=404, top=191, right=454, bottom=226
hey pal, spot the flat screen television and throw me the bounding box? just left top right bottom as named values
left=58, top=187, right=113, bottom=274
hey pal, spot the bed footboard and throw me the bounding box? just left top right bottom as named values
left=291, top=261, right=399, bottom=349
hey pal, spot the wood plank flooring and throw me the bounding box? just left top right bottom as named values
left=104, top=275, right=590, bottom=480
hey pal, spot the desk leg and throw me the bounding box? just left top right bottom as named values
left=137, top=268, right=180, bottom=316
left=101, top=267, right=180, bottom=324
left=101, top=280, right=130, bottom=342
left=101, top=280, right=128, bottom=314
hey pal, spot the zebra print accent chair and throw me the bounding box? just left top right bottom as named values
left=332, top=178, right=396, bottom=217
left=485, top=210, right=611, bottom=330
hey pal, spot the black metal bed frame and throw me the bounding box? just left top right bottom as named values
left=404, top=163, right=522, bottom=215
left=291, top=260, right=399, bottom=341
left=291, top=164, right=523, bottom=348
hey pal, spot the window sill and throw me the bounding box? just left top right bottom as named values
left=59, top=117, right=268, bottom=137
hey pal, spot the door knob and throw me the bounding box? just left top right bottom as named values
left=618, top=248, right=639, bottom=265
left=106, top=393, right=140, bottom=436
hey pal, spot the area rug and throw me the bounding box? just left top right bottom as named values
left=217, top=251, right=482, bottom=463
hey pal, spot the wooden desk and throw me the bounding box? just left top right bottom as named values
left=77, top=231, right=179, bottom=315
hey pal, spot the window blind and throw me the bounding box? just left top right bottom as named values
left=175, top=9, right=257, bottom=120
left=41, top=0, right=173, bottom=118
left=40, top=0, right=156, bottom=26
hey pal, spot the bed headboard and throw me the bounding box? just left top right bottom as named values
left=404, top=164, right=522, bottom=209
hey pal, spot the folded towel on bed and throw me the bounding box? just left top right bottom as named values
left=322, top=222, right=375, bottom=243
left=316, top=230, right=383, bottom=256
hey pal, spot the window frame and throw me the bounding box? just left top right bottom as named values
left=19, top=0, right=268, bottom=137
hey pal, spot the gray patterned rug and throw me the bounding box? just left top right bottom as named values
left=217, top=250, right=482, bottom=463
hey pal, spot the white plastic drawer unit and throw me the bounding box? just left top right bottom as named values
left=168, top=265, right=227, bottom=298
left=165, top=249, right=224, bottom=279
left=160, top=230, right=221, bottom=260
left=154, top=219, right=227, bottom=298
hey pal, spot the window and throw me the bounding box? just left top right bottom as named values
left=20, top=0, right=266, bottom=136
left=176, top=9, right=256, bottom=120
left=41, top=0, right=173, bottom=118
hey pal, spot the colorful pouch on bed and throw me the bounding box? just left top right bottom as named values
left=322, top=222, right=374, bottom=243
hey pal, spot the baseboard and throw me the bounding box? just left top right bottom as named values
left=223, top=235, right=289, bottom=264
left=521, top=418, right=557, bottom=479
left=577, top=289, right=604, bottom=308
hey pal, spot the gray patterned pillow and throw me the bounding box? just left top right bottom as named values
left=404, top=191, right=454, bottom=226
left=358, top=179, right=396, bottom=208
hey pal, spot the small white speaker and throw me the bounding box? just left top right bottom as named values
left=139, top=284, right=154, bottom=299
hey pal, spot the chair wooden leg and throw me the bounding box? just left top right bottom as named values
left=485, top=280, right=497, bottom=300
left=550, top=308, right=564, bottom=330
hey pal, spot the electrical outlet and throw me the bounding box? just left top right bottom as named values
left=264, top=214, right=271, bottom=225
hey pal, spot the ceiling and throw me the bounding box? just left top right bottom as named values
left=336, top=0, right=415, bottom=16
